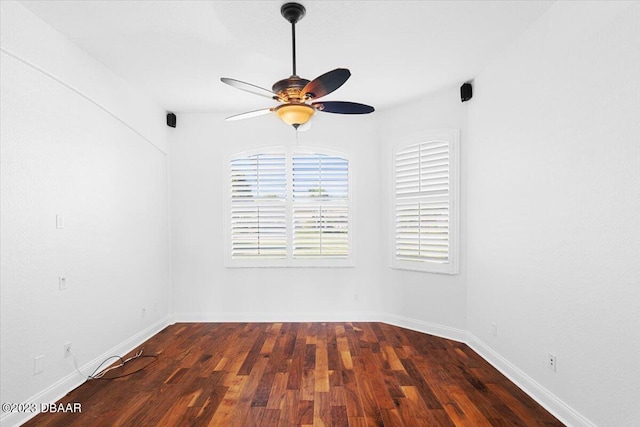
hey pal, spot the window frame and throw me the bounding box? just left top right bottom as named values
left=224, top=145, right=354, bottom=268
left=391, top=129, right=460, bottom=274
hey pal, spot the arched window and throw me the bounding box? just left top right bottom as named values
left=226, top=147, right=351, bottom=267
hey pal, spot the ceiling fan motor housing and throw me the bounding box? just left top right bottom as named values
left=272, top=76, right=311, bottom=102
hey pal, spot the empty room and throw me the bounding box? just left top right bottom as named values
left=1, top=1, right=638, bottom=426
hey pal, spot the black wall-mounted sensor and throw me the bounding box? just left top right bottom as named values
left=460, top=83, right=473, bottom=102
left=166, top=112, right=177, bottom=128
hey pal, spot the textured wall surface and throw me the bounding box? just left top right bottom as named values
left=0, top=1, right=171, bottom=418
left=169, top=112, right=384, bottom=321
left=466, top=2, right=640, bottom=425
left=376, top=86, right=469, bottom=335
left=2, top=1, right=639, bottom=426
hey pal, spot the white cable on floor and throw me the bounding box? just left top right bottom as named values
left=69, top=349, right=146, bottom=380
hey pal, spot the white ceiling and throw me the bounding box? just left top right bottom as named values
left=19, top=0, right=554, bottom=114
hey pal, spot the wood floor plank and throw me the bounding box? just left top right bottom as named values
left=380, top=408, right=405, bottom=427
left=111, top=392, right=152, bottom=427
left=183, top=384, right=228, bottom=427
left=259, top=408, right=280, bottom=427
left=344, top=323, right=361, bottom=357
left=277, top=390, right=298, bottom=427
left=382, top=344, right=405, bottom=372
left=330, top=385, right=347, bottom=407
left=23, top=323, right=564, bottom=427
left=237, top=330, right=268, bottom=375
left=260, top=323, right=282, bottom=355
left=395, top=386, right=432, bottom=427
left=327, top=324, right=341, bottom=371
left=300, top=367, right=315, bottom=401
left=347, top=416, right=368, bottom=427
left=342, top=368, right=364, bottom=417
left=155, top=393, right=193, bottom=427
left=446, top=385, right=494, bottom=427
left=315, top=326, right=330, bottom=393
left=330, top=405, right=349, bottom=427
left=253, top=328, right=288, bottom=407
left=230, top=356, right=269, bottom=425
left=206, top=375, right=247, bottom=426
left=340, top=349, right=354, bottom=370
left=329, top=369, right=344, bottom=387
left=286, top=322, right=307, bottom=390
left=245, top=406, right=265, bottom=427
left=297, top=399, right=314, bottom=425
left=400, top=357, right=444, bottom=410
left=265, top=372, right=289, bottom=409
left=362, top=348, right=396, bottom=410
left=314, top=391, right=331, bottom=427
left=352, top=356, right=385, bottom=427
left=487, top=383, right=558, bottom=427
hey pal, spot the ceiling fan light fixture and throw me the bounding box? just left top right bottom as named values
left=275, top=103, right=315, bottom=127
left=220, top=2, right=374, bottom=126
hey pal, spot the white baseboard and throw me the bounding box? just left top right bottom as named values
left=377, top=316, right=593, bottom=426
left=379, top=312, right=468, bottom=343
left=3, top=313, right=592, bottom=427
left=170, top=312, right=466, bottom=343
left=172, top=311, right=380, bottom=323
left=1, top=316, right=172, bottom=427
left=466, top=332, right=595, bottom=427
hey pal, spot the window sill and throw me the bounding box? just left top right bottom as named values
left=225, top=258, right=355, bottom=269
left=390, top=263, right=459, bottom=275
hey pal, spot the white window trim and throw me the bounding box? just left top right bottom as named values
left=224, top=145, right=354, bottom=268
left=391, top=129, right=460, bottom=274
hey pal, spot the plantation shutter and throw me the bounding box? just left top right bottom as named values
left=394, top=136, right=457, bottom=271
left=230, top=154, right=287, bottom=258
left=292, top=154, right=349, bottom=258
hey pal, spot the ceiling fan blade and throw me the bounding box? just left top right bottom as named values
left=225, top=108, right=273, bottom=122
left=220, top=78, right=276, bottom=99
left=312, top=101, right=375, bottom=115
left=301, top=68, right=351, bottom=99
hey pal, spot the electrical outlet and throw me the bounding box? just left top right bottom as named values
left=548, top=353, right=557, bottom=371
left=64, top=343, right=72, bottom=358
left=59, top=276, right=67, bottom=290
left=491, top=322, right=498, bottom=336
left=141, top=308, right=146, bottom=317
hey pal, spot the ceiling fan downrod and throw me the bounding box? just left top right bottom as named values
left=281, top=2, right=306, bottom=77
left=220, top=1, right=374, bottom=127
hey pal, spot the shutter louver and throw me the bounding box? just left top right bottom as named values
left=395, top=141, right=451, bottom=264
left=230, top=154, right=286, bottom=259
left=293, top=154, right=349, bottom=258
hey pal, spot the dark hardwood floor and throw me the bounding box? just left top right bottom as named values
left=23, top=322, right=563, bottom=426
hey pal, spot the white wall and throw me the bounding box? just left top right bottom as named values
left=0, top=2, right=171, bottom=424
left=169, top=112, right=384, bottom=321
left=466, top=2, right=640, bottom=426
left=3, top=1, right=639, bottom=426
left=169, top=87, right=469, bottom=331
left=377, top=88, right=468, bottom=339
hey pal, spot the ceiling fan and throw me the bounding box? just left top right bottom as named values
left=221, top=2, right=375, bottom=130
